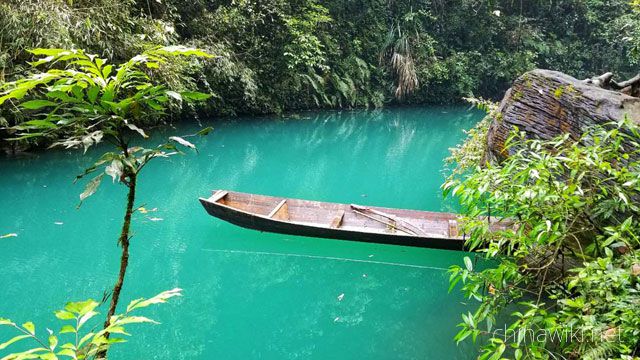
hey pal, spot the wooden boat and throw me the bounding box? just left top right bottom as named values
left=199, top=190, right=488, bottom=250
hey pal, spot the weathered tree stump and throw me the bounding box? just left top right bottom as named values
left=487, top=69, right=640, bottom=160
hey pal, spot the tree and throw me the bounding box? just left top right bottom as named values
left=0, top=288, right=182, bottom=359
left=0, top=46, right=212, bottom=358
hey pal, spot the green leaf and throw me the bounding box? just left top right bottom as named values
left=20, top=119, right=58, bottom=129
left=28, top=48, right=73, bottom=57
left=102, top=65, right=113, bottom=79
left=54, top=311, right=75, bottom=321
left=0, top=334, right=31, bottom=350
left=111, top=316, right=158, bottom=326
left=87, top=86, right=100, bottom=103
left=79, top=174, right=104, bottom=204
left=59, top=325, right=76, bottom=334
left=463, top=257, right=473, bottom=271
left=151, top=46, right=214, bottom=58
left=23, top=321, right=35, bottom=335
left=196, top=127, right=213, bottom=136
left=0, top=318, right=15, bottom=326
left=105, top=160, right=123, bottom=182
left=77, top=332, right=94, bottom=347
left=126, top=288, right=182, bottom=312
left=125, top=123, right=148, bottom=138
left=64, top=299, right=99, bottom=316
left=169, top=136, right=195, bottom=149
left=49, top=334, right=58, bottom=350
left=78, top=310, right=98, bottom=329
left=181, top=91, right=212, bottom=101
left=21, top=100, right=57, bottom=110
left=166, top=91, right=182, bottom=102
left=57, top=348, right=76, bottom=357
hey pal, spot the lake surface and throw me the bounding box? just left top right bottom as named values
left=0, top=107, right=481, bottom=359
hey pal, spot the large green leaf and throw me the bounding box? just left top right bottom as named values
left=21, top=100, right=57, bottom=110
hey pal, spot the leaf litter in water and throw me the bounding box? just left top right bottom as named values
left=139, top=207, right=158, bottom=214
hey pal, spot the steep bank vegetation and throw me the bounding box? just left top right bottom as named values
left=445, top=98, right=640, bottom=359
left=2, top=0, right=640, bottom=118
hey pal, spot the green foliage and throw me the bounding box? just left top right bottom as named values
left=3, top=0, right=637, bottom=119
left=0, top=0, right=174, bottom=77
left=0, top=46, right=212, bottom=201
left=443, top=119, right=640, bottom=359
left=446, top=98, right=498, bottom=176
left=0, top=289, right=182, bottom=359
left=0, top=48, right=211, bottom=360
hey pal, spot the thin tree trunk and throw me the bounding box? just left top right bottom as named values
left=98, top=172, right=137, bottom=359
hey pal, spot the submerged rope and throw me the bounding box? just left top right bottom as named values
left=201, top=248, right=449, bottom=271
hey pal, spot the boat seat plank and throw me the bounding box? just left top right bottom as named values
left=330, top=210, right=345, bottom=228
left=268, top=199, right=289, bottom=220
left=210, top=190, right=228, bottom=204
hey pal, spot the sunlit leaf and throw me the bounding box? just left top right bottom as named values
left=168, top=136, right=195, bottom=149
left=48, top=334, right=58, bottom=351
left=22, top=322, right=35, bottom=335
left=126, top=288, right=182, bottom=312
left=0, top=334, right=31, bottom=350
left=59, top=325, right=76, bottom=334
left=125, top=123, right=148, bottom=138
left=463, top=257, right=473, bottom=271
left=78, top=310, right=98, bottom=329
left=54, top=311, right=75, bottom=321
left=166, top=91, right=182, bottom=102
left=0, top=318, right=15, bottom=326
left=64, top=299, right=99, bottom=316
left=79, top=175, right=104, bottom=204
left=105, top=160, right=123, bottom=182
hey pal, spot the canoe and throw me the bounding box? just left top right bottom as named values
left=199, top=190, right=484, bottom=250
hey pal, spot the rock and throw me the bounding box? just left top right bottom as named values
left=487, top=69, right=640, bottom=160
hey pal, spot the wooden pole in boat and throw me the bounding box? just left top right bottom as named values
left=350, top=206, right=418, bottom=236
left=350, top=204, right=425, bottom=235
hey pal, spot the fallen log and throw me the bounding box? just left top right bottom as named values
left=487, top=69, right=640, bottom=160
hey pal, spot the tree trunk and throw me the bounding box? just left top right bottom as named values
left=486, top=69, right=640, bottom=161
left=98, top=171, right=137, bottom=358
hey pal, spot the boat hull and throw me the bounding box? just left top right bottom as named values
left=199, top=191, right=467, bottom=250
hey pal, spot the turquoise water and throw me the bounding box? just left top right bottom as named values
left=0, top=107, right=481, bottom=359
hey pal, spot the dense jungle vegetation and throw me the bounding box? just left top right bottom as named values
left=2, top=0, right=640, bottom=118
left=2, top=1, right=640, bottom=359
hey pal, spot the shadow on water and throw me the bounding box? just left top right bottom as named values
left=0, top=106, right=481, bottom=359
